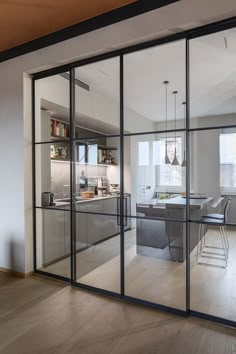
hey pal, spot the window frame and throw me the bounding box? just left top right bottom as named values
left=220, top=129, right=236, bottom=194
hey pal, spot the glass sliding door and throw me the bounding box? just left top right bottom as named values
left=34, top=73, right=71, bottom=279
left=32, top=22, right=236, bottom=327
left=73, top=57, right=121, bottom=294
left=189, top=28, right=236, bottom=323
left=123, top=40, right=187, bottom=310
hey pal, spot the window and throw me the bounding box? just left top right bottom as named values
left=156, top=137, right=183, bottom=188
left=220, top=132, right=236, bottom=190
left=138, top=138, right=184, bottom=189
left=138, top=141, right=149, bottom=166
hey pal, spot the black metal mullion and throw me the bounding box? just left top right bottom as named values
left=31, top=16, right=236, bottom=329
left=189, top=124, right=236, bottom=132
left=32, top=77, right=37, bottom=272
left=31, top=16, right=236, bottom=81
left=34, top=269, right=71, bottom=283
left=190, top=310, right=236, bottom=328
left=70, top=68, right=76, bottom=285
left=185, top=38, right=190, bottom=313
left=120, top=54, right=125, bottom=297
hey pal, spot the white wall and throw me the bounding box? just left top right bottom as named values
left=24, top=73, right=33, bottom=273
left=37, top=74, right=154, bottom=134
left=190, top=129, right=221, bottom=197
left=0, top=69, right=25, bottom=273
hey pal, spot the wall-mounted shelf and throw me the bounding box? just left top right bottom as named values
left=98, top=162, right=117, bottom=166
left=51, top=158, right=69, bottom=162
left=98, top=145, right=117, bottom=151
left=51, top=119, right=70, bottom=139
left=51, top=135, right=70, bottom=141
left=50, top=118, right=118, bottom=165
left=50, top=159, right=117, bottom=167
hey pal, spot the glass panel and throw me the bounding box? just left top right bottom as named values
left=190, top=28, right=236, bottom=129
left=73, top=58, right=120, bottom=215
left=73, top=57, right=121, bottom=294
left=36, top=208, right=70, bottom=278
left=190, top=223, right=236, bottom=322
left=75, top=212, right=120, bottom=293
left=34, top=72, right=70, bottom=143
left=74, top=57, right=120, bottom=138
left=190, top=129, right=236, bottom=224
left=124, top=133, right=186, bottom=220
left=125, top=216, right=186, bottom=310
left=74, top=136, right=120, bottom=210
left=124, top=40, right=186, bottom=134
left=35, top=142, right=70, bottom=208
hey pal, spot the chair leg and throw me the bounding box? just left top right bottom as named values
left=222, top=225, right=229, bottom=250
left=220, top=226, right=228, bottom=268
left=221, top=226, right=229, bottom=260
left=196, top=224, right=202, bottom=263
left=197, top=225, right=228, bottom=269
left=203, top=224, right=208, bottom=248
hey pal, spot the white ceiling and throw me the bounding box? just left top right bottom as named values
left=75, top=27, right=236, bottom=122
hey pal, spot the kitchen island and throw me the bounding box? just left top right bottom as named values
left=136, top=196, right=213, bottom=262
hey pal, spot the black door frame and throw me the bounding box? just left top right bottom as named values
left=32, top=16, right=236, bottom=328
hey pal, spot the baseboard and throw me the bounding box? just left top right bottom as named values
left=0, top=267, right=33, bottom=278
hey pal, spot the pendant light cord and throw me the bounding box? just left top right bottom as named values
left=163, top=81, right=169, bottom=142
left=173, top=91, right=178, bottom=144
left=183, top=102, right=186, bottom=150
left=166, top=83, right=167, bottom=140
left=175, top=92, right=176, bottom=143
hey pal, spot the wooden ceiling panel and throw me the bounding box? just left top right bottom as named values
left=0, top=0, right=137, bottom=51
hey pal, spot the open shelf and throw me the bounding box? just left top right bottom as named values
left=50, top=159, right=117, bottom=167
left=98, top=145, right=117, bottom=151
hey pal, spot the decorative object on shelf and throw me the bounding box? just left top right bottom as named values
left=171, top=90, right=179, bottom=166
left=98, top=147, right=116, bottom=165
left=97, top=177, right=109, bottom=196
left=51, top=144, right=67, bottom=159
left=110, top=184, right=120, bottom=194
left=98, top=149, right=103, bottom=164
left=181, top=101, right=187, bottom=167
left=51, top=119, right=69, bottom=138
left=163, top=81, right=171, bottom=164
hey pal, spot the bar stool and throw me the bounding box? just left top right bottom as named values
left=196, top=197, right=231, bottom=268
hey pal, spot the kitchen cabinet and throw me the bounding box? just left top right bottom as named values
left=103, top=197, right=120, bottom=236
left=75, top=212, right=87, bottom=251
left=64, top=210, right=71, bottom=255
left=43, top=209, right=66, bottom=265
left=43, top=196, right=131, bottom=265
left=86, top=213, right=107, bottom=245
left=85, top=200, right=106, bottom=244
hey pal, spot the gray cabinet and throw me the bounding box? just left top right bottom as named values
left=42, top=197, right=131, bottom=265
left=43, top=209, right=66, bottom=265
left=75, top=212, right=87, bottom=250
left=103, top=197, right=119, bottom=236
left=64, top=210, right=71, bottom=255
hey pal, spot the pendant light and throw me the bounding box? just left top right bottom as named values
left=163, top=81, right=171, bottom=164
left=172, top=90, right=179, bottom=166
left=181, top=101, right=187, bottom=167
